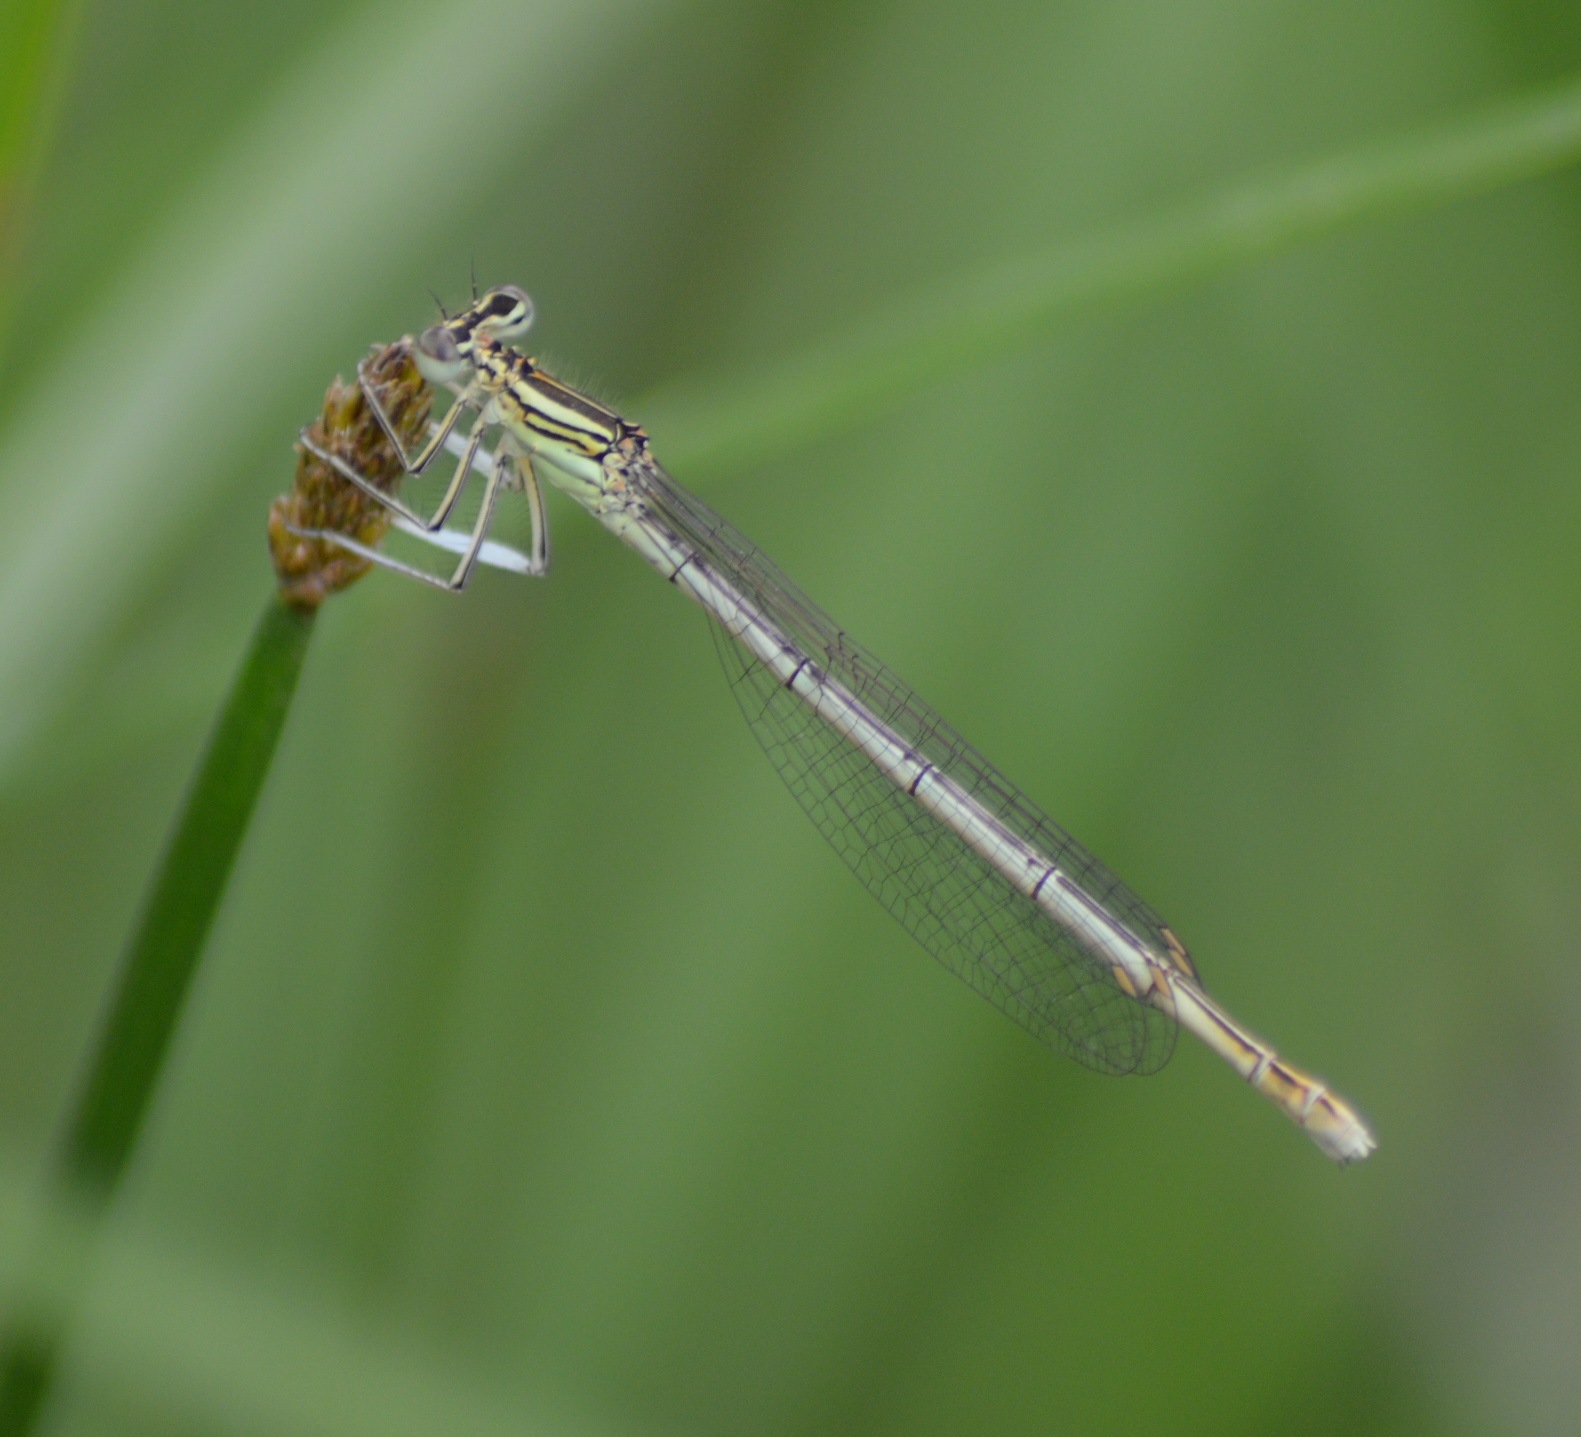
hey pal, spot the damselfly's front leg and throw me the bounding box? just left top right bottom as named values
left=298, top=395, right=481, bottom=532
left=298, top=352, right=495, bottom=534
left=355, top=354, right=469, bottom=482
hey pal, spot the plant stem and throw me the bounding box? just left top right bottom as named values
left=63, top=597, right=315, bottom=1192
left=0, top=596, right=315, bottom=1437
left=0, top=337, right=425, bottom=1437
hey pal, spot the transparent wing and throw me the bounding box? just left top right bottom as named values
left=638, top=463, right=1178, bottom=1076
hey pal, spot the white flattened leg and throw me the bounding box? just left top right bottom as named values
left=285, top=447, right=512, bottom=593
left=281, top=524, right=471, bottom=592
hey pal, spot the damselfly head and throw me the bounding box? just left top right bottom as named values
left=415, top=284, right=535, bottom=385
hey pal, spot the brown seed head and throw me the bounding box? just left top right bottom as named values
left=269, top=339, right=433, bottom=610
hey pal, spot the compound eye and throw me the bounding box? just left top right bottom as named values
left=480, top=284, right=534, bottom=340
left=414, top=323, right=467, bottom=384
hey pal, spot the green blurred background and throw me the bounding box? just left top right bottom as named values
left=2, top=1, right=1581, bottom=1433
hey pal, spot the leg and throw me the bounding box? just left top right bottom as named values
left=519, top=453, right=551, bottom=576
left=447, top=450, right=510, bottom=589
left=388, top=516, right=543, bottom=576
left=298, top=399, right=488, bottom=533
left=393, top=445, right=545, bottom=576
left=357, top=357, right=471, bottom=478
left=417, top=413, right=489, bottom=532
left=284, top=448, right=510, bottom=593
left=279, top=525, right=472, bottom=592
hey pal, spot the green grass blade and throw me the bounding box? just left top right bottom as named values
left=0, top=330, right=431, bottom=1436
left=645, top=73, right=1581, bottom=479
left=0, top=596, right=314, bottom=1437
left=59, top=597, right=314, bottom=1193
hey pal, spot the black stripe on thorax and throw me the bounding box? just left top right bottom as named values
left=514, top=406, right=613, bottom=457
left=522, top=370, right=623, bottom=429
left=477, top=339, right=621, bottom=429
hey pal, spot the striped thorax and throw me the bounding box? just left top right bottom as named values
left=415, top=294, right=637, bottom=511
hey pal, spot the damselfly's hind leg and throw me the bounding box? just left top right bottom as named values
left=285, top=448, right=517, bottom=593
left=385, top=450, right=549, bottom=577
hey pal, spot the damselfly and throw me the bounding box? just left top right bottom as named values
left=291, top=285, right=1376, bottom=1163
